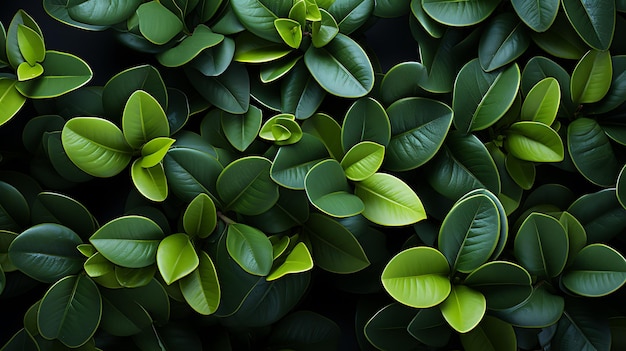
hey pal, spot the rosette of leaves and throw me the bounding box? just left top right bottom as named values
left=0, top=10, right=92, bottom=127
left=230, top=0, right=375, bottom=112
left=373, top=189, right=533, bottom=350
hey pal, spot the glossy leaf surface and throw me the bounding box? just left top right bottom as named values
left=562, top=244, right=626, bottom=297
left=440, top=285, right=486, bottom=333
left=511, top=0, right=559, bottom=32
left=305, top=159, right=364, bottom=217
left=514, top=213, right=568, bottom=278
left=570, top=49, right=612, bottom=104
left=157, top=233, right=199, bottom=284
left=180, top=250, right=220, bottom=315
left=568, top=118, right=620, bottom=187
left=562, top=0, right=615, bottom=50
left=226, top=222, right=273, bottom=276
left=122, top=90, right=170, bottom=149
left=421, top=0, right=501, bottom=26
left=504, top=121, right=564, bottom=162
left=183, top=193, right=217, bottom=238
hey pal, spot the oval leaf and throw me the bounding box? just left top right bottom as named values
left=157, top=233, right=199, bottom=284
left=122, top=90, right=170, bottom=149
left=421, top=0, right=501, bottom=26
left=341, top=97, right=390, bottom=152
left=504, top=121, right=564, bottom=162
left=266, top=242, right=314, bottom=281
left=511, top=0, right=559, bottom=32
left=440, top=285, right=486, bottom=333
left=562, top=244, right=626, bottom=297
left=478, top=13, right=530, bottom=72
left=304, top=159, right=364, bottom=218
left=464, top=261, right=533, bottom=311
left=226, top=222, right=273, bottom=276
left=570, top=49, right=613, bottom=104
left=180, top=250, right=221, bottom=315
left=183, top=193, right=217, bottom=239
left=340, top=141, right=385, bottom=181
left=562, top=0, right=615, bottom=50
left=514, top=212, right=568, bottom=278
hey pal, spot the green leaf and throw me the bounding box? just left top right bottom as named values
left=84, top=252, right=114, bottom=278
left=341, top=97, right=390, bottom=152
left=421, top=0, right=501, bottom=26
left=136, top=1, right=183, bottom=45
left=163, top=147, right=223, bottom=203
left=588, top=55, right=626, bottom=114
left=304, top=159, right=364, bottom=217
left=618, top=165, right=626, bottom=209
left=230, top=0, right=292, bottom=42
left=61, top=117, right=133, bottom=177
left=0, top=78, right=27, bottom=127
left=568, top=189, right=626, bottom=243
left=374, top=0, right=410, bottom=17
left=478, top=13, right=530, bottom=72
left=439, top=193, right=500, bottom=273
left=511, top=0, right=559, bottom=32
left=99, top=287, right=153, bottom=336
left=17, top=24, right=45, bottom=65
left=8, top=223, right=83, bottom=283
left=260, top=54, right=301, bottom=83
left=139, top=137, right=176, bottom=168
left=521, top=77, right=560, bottom=125
left=289, top=0, right=307, bottom=25
left=304, top=33, right=374, bottom=98
left=385, top=97, right=453, bottom=171
left=267, top=242, right=314, bottom=280
left=221, top=106, right=262, bottom=152
left=426, top=131, right=501, bottom=201
left=190, top=37, right=235, bottom=76
left=562, top=244, right=626, bottom=297
left=562, top=0, right=615, bottom=50
left=302, top=213, right=369, bottom=273
left=267, top=311, right=341, bottom=350
left=122, top=90, right=170, bottom=149
left=6, top=10, right=43, bottom=69
left=180, top=250, right=220, bottom=315
left=16, top=51, right=93, bottom=99
left=440, top=285, right=486, bottom=333
left=259, top=114, right=302, bottom=145
left=234, top=31, right=292, bottom=63
left=274, top=18, right=302, bottom=49
left=568, top=118, right=620, bottom=187
left=185, top=63, right=250, bottom=114
left=183, top=193, right=217, bottom=238
left=460, top=316, right=517, bottom=351
left=570, top=50, right=613, bottom=104
left=17, top=62, right=44, bottom=81
left=103, top=64, right=167, bottom=120
left=364, top=303, right=422, bottom=351
left=279, top=61, right=326, bottom=119
left=157, top=233, right=199, bottom=284
left=381, top=246, right=451, bottom=308
left=38, top=275, right=102, bottom=348
left=407, top=307, right=452, bottom=347
left=355, top=173, right=426, bottom=226
left=66, top=0, right=142, bottom=26
left=530, top=11, right=589, bottom=60
left=270, top=133, right=329, bottom=189
left=0, top=181, right=29, bottom=233
left=514, top=212, right=569, bottom=278
left=217, top=156, right=279, bottom=215
left=301, top=112, right=343, bottom=160
left=410, top=0, right=445, bottom=38
left=505, top=155, right=536, bottom=190
left=131, top=161, right=168, bottom=202
left=559, top=211, right=587, bottom=266
left=521, top=56, right=577, bottom=118
left=311, top=9, right=339, bottom=48
left=453, top=59, right=521, bottom=133
left=115, top=265, right=155, bottom=288
left=551, top=300, right=611, bottom=351
left=504, top=121, right=564, bottom=162
left=493, top=286, right=564, bottom=327
left=380, top=61, right=428, bottom=105
left=227, top=223, right=273, bottom=276
left=327, top=0, right=374, bottom=35
left=157, top=25, right=224, bottom=67
left=90, top=215, right=164, bottom=268
left=340, top=141, right=384, bottom=181
left=464, top=261, right=533, bottom=311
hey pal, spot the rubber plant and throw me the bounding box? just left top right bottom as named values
left=1, top=0, right=626, bottom=350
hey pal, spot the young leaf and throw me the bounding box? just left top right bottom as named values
left=17, top=24, right=45, bottom=65
left=439, top=193, right=500, bottom=273
left=180, top=250, right=221, bottom=315
left=61, top=117, right=133, bottom=178
left=562, top=244, right=626, bottom=297
left=183, top=193, right=217, bottom=238
left=570, top=50, right=612, bottom=104
left=304, top=33, right=374, bottom=98
left=514, top=213, right=568, bottom=278
left=274, top=18, right=302, bottom=49
left=440, top=285, right=486, bottom=333
left=0, top=78, right=27, bottom=127
left=157, top=233, right=199, bottom=284
left=340, top=141, right=384, bottom=181
left=234, top=31, right=292, bottom=63
left=38, top=275, right=102, bottom=348
left=17, top=61, right=44, bottom=81
left=90, top=215, right=164, bottom=268
left=140, top=137, right=176, bottom=168
left=521, top=77, right=560, bottom=125
left=266, top=242, right=314, bottom=281
left=226, top=222, right=273, bottom=276
left=123, top=90, right=170, bottom=149
left=136, top=1, right=183, bottom=45
left=305, top=159, right=364, bottom=217
left=131, top=160, right=168, bottom=202
left=503, top=121, right=564, bottom=162
left=157, top=24, right=224, bottom=67
left=355, top=173, right=426, bottom=226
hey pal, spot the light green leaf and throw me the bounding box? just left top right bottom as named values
left=16, top=51, right=93, bottom=99
left=131, top=160, right=168, bottom=202
left=440, top=285, right=486, bottom=333
left=157, top=24, right=224, bottom=67
left=227, top=222, right=273, bottom=276
left=503, top=121, right=564, bottom=162
left=568, top=118, right=620, bottom=187
left=115, top=265, right=155, bottom=288
left=8, top=223, right=84, bottom=283
left=157, top=233, right=199, bottom=284
left=260, top=54, right=301, bottom=83
left=180, top=250, right=220, bottom=315
left=136, top=1, right=183, bottom=45
left=453, top=59, right=521, bottom=133
left=0, top=78, right=27, bottom=127
left=355, top=172, right=426, bottom=226
left=570, top=49, right=613, bottom=104
left=421, top=0, right=501, bottom=26
left=302, top=213, right=369, bottom=274
left=561, top=0, right=615, bottom=50
left=511, top=0, right=559, bottom=32
left=38, top=275, right=102, bottom=348
left=304, top=33, right=374, bottom=98
left=514, top=212, right=568, bottom=278
left=304, top=159, right=364, bottom=218
left=381, top=246, right=451, bottom=308
left=521, top=77, right=560, bottom=125
left=267, top=242, right=314, bottom=280
left=230, top=0, right=292, bottom=42
left=183, top=193, right=217, bottom=239
left=385, top=97, right=453, bottom=171
left=234, top=31, right=292, bottom=63
left=221, top=106, right=262, bottom=152
left=301, top=112, right=343, bottom=160
left=562, top=244, right=626, bottom=297
left=17, top=24, right=45, bottom=65
left=61, top=117, right=133, bottom=178
left=16, top=61, right=44, bottom=81
left=340, top=141, right=384, bottom=181
left=478, top=13, right=530, bottom=72
left=274, top=18, right=302, bottom=49
left=259, top=114, right=303, bottom=145
left=139, top=137, right=176, bottom=168
left=84, top=252, right=114, bottom=278
left=217, top=156, right=279, bottom=215
left=90, top=215, right=164, bottom=268
left=439, top=193, right=500, bottom=273
left=122, top=90, right=170, bottom=149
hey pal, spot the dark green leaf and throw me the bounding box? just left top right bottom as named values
left=421, top=0, right=501, bottom=26
left=407, top=307, right=452, bottom=347
left=492, top=285, right=564, bottom=328
left=530, top=11, right=589, bottom=60
left=217, top=156, right=278, bottom=215
left=163, top=147, right=223, bottom=203
left=136, top=1, right=183, bottom=45
left=31, top=191, right=96, bottom=240
left=511, top=0, right=559, bottom=32
left=327, top=0, right=374, bottom=34
left=189, top=37, right=235, bottom=76
left=301, top=112, right=343, bottom=159
left=460, top=316, right=517, bottom=351
left=514, top=212, right=568, bottom=278
left=99, top=288, right=153, bottom=336
left=562, top=0, right=615, bottom=50
left=157, top=25, right=223, bottom=67
left=364, top=303, right=422, bottom=351
left=380, top=62, right=428, bottom=105
left=551, top=300, right=611, bottom=351
left=230, top=0, right=292, bottom=42
left=66, top=0, right=142, bottom=26
left=304, top=159, right=364, bottom=217
left=268, top=311, right=340, bottom=351
left=374, top=0, right=410, bottom=18
left=465, top=261, right=532, bottom=310
left=341, top=97, right=390, bottom=152
left=568, top=189, right=626, bottom=243
left=478, top=13, right=530, bottom=71
left=185, top=63, right=250, bottom=114
left=562, top=244, right=626, bottom=297
left=280, top=61, right=326, bottom=119
left=0, top=181, right=30, bottom=232
left=227, top=223, right=273, bottom=276
left=271, top=133, right=329, bottom=189
left=221, top=106, right=262, bottom=152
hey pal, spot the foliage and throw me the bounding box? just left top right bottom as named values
left=1, top=0, right=626, bottom=350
